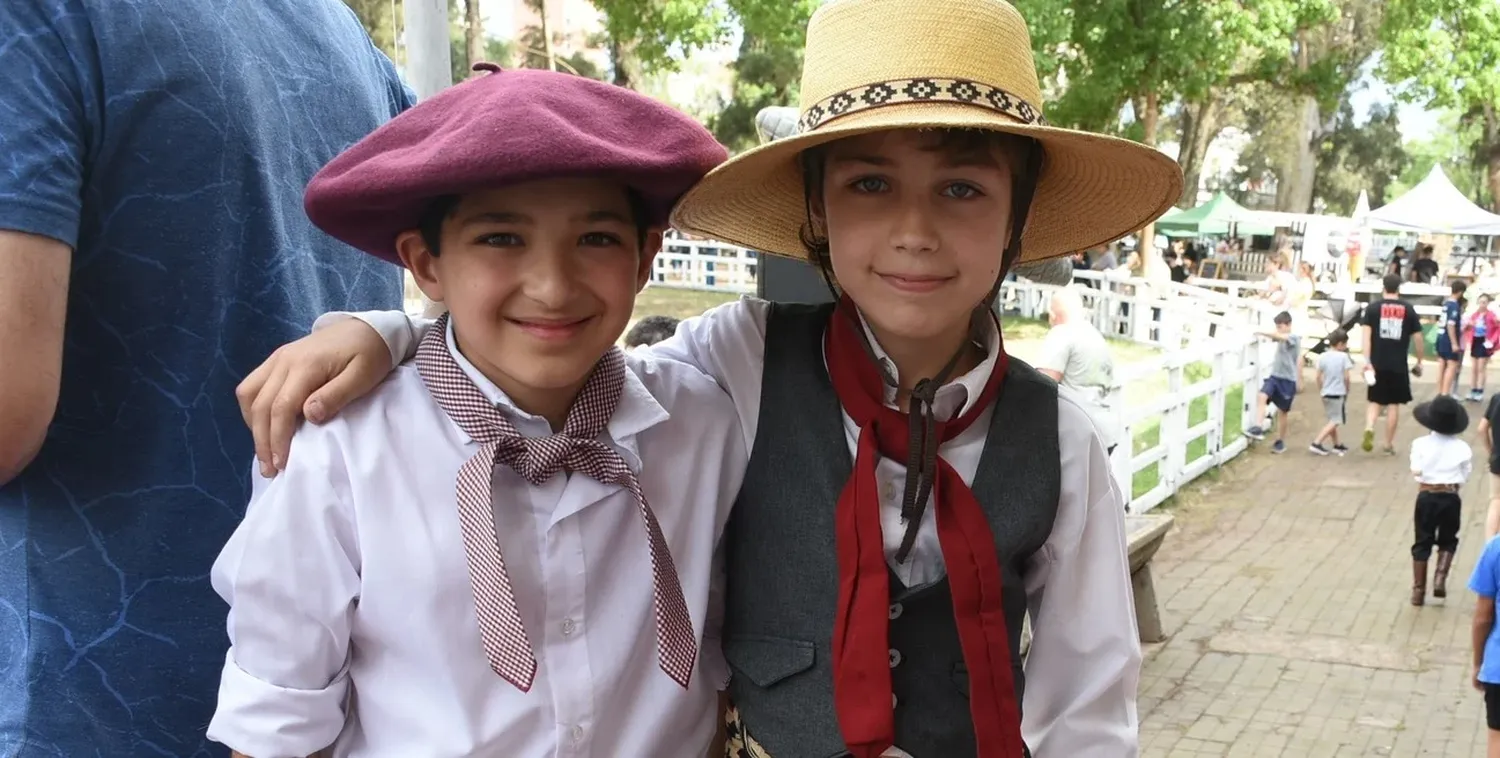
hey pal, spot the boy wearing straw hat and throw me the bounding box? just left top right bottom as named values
left=235, top=0, right=1183, bottom=754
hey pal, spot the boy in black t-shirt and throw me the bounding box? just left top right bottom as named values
left=1479, top=394, right=1500, bottom=538
left=1361, top=274, right=1426, bottom=454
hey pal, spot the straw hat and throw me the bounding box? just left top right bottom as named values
left=671, top=0, right=1184, bottom=265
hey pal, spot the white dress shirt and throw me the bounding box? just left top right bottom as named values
left=1410, top=432, right=1473, bottom=485
left=208, top=324, right=746, bottom=758
left=342, top=297, right=1142, bottom=757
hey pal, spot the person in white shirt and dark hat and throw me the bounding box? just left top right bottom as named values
left=1409, top=394, right=1473, bottom=606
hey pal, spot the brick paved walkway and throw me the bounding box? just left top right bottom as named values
left=1139, top=373, right=1491, bottom=757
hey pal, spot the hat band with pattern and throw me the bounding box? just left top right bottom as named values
left=798, top=77, right=1047, bottom=133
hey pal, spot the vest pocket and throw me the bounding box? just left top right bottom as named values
left=724, top=634, right=816, bottom=687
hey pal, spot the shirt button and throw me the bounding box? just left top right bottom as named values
left=569, top=724, right=585, bottom=743
left=888, top=603, right=903, bottom=620
left=561, top=618, right=577, bottom=637
left=889, top=649, right=902, bottom=668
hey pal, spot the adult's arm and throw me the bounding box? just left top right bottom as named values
left=1032, top=328, right=1071, bottom=383
left=0, top=233, right=70, bottom=484
left=0, top=0, right=98, bottom=484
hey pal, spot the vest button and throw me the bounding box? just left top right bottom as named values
left=888, top=603, right=903, bottom=620
left=889, top=649, right=902, bottom=668
left=892, top=693, right=898, bottom=708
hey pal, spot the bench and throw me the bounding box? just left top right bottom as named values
left=1019, top=512, right=1173, bottom=656
left=1126, top=514, right=1173, bottom=643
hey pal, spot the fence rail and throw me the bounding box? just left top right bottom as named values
left=1003, top=275, right=1264, bottom=513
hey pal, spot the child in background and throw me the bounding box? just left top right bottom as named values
left=1437, top=280, right=1468, bottom=396
left=624, top=315, right=682, bottom=348
left=1409, top=395, right=1472, bottom=606
left=1310, top=328, right=1353, bottom=456
left=1245, top=311, right=1301, bottom=454
left=1467, top=293, right=1499, bottom=402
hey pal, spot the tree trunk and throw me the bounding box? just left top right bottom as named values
left=464, top=0, right=484, bottom=71
left=1276, top=94, right=1321, bottom=213
left=539, top=0, right=556, bottom=71
left=1176, top=95, right=1221, bottom=208
left=1485, top=104, right=1500, bottom=213
left=610, top=36, right=641, bottom=89
left=1137, top=90, right=1169, bottom=287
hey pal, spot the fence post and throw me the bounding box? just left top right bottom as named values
left=1209, top=347, right=1228, bottom=463
left=1163, top=358, right=1188, bottom=493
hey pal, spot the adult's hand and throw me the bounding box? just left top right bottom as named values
left=236, top=318, right=393, bottom=476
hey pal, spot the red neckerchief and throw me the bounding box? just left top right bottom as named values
left=823, top=296, right=1025, bottom=757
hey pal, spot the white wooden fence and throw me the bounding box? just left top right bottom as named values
left=1005, top=273, right=1265, bottom=513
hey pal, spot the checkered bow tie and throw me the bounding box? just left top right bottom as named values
left=415, top=314, right=697, bottom=691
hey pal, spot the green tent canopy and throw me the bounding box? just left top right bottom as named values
left=1156, top=191, right=1276, bottom=237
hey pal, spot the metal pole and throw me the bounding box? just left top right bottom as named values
left=403, top=0, right=454, bottom=102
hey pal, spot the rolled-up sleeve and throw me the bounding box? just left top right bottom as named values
left=1021, top=400, right=1140, bottom=756
left=207, top=429, right=362, bottom=757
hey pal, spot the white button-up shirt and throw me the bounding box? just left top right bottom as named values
left=208, top=325, right=747, bottom=758
left=1410, top=432, right=1473, bottom=485
left=348, top=297, right=1142, bottom=757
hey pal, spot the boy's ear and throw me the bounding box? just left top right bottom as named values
left=396, top=230, right=444, bottom=302
left=636, top=228, right=664, bottom=292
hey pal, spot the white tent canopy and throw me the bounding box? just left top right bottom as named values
left=1366, top=165, right=1500, bottom=235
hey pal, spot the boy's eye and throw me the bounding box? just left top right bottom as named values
left=849, top=177, right=889, bottom=193
left=475, top=232, right=523, bottom=247
left=580, top=232, right=623, bottom=247
left=942, top=182, right=984, bottom=199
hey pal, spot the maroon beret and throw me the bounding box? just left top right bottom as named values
left=305, top=64, right=728, bottom=265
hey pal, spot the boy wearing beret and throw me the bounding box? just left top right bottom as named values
left=206, top=65, right=744, bottom=757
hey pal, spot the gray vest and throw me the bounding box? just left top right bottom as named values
left=722, top=302, right=1061, bottom=758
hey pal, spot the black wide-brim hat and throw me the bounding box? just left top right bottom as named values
left=1413, top=395, right=1469, bottom=436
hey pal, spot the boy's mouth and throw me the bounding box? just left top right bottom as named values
left=878, top=272, right=952, bottom=293
left=509, top=316, right=593, bottom=341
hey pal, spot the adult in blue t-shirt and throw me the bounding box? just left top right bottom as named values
left=0, top=1, right=412, bottom=753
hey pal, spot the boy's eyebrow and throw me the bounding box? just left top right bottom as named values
left=827, top=151, right=1004, bottom=169
left=459, top=209, right=633, bottom=225
left=827, top=154, right=893, bottom=167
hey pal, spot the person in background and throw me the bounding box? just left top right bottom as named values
left=1261, top=251, right=1296, bottom=307
left=1036, top=287, right=1119, bottom=455
left=1477, top=386, right=1500, bottom=539
left=1437, top=280, right=1468, bottom=397
left=1388, top=245, right=1408, bottom=280
left=625, top=315, right=682, bottom=348
left=1168, top=251, right=1189, bottom=283
left=1309, top=328, right=1353, bottom=456
left=1412, top=245, right=1441, bottom=284
left=0, top=1, right=414, bottom=753
left=1466, top=294, right=1498, bottom=402
left=1466, top=528, right=1500, bottom=757
left=1408, top=395, right=1471, bottom=606
left=1091, top=243, right=1118, bottom=272
left=1361, top=274, right=1426, bottom=455
left=1244, top=311, right=1301, bottom=454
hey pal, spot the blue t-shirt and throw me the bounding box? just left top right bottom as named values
left=1439, top=298, right=1462, bottom=347
left=0, top=1, right=412, bottom=754
left=1471, top=536, right=1500, bottom=684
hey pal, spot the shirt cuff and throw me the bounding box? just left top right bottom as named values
left=312, top=310, right=413, bottom=370
left=701, top=635, right=731, bottom=691
left=207, top=649, right=349, bottom=757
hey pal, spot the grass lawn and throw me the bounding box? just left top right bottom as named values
left=632, top=285, right=740, bottom=323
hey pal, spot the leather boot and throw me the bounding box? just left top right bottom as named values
left=1434, top=551, right=1455, bottom=598
left=1412, top=560, right=1428, bottom=606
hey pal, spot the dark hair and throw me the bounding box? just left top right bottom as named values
left=796, top=128, right=1039, bottom=289
left=1393, top=245, right=1407, bottom=254
left=623, top=315, right=680, bottom=347
left=1453, top=280, right=1468, bottom=295
left=1327, top=328, right=1349, bottom=346
left=416, top=188, right=654, bottom=256
left=1273, top=311, right=1292, bottom=325
left=1382, top=273, right=1403, bottom=294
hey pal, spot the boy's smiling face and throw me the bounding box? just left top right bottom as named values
left=397, top=177, right=658, bottom=421
left=816, top=129, right=1017, bottom=346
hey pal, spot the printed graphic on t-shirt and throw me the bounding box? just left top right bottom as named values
left=1379, top=303, right=1408, bottom=340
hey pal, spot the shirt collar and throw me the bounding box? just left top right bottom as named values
left=851, top=309, right=1002, bottom=421
left=444, top=320, right=668, bottom=462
